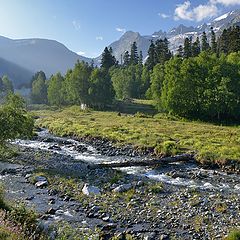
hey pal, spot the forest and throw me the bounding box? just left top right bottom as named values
left=1, top=26, right=240, bottom=122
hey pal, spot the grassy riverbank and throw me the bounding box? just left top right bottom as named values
left=33, top=102, right=240, bottom=169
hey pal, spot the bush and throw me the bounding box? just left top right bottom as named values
left=0, top=94, right=34, bottom=146
left=154, top=140, right=179, bottom=156
left=225, top=230, right=240, bottom=240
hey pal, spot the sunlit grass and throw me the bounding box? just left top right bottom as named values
left=34, top=105, right=240, bottom=166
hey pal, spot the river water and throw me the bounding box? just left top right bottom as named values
left=13, top=129, right=240, bottom=193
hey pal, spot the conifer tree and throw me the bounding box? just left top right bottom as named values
left=218, top=29, right=228, bottom=54
left=130, top=41, right=138, bottom=65
left=177, top=45, right=184, bottom=58
left=192, top=37, right=201, bottom=57
left=146, top=40, right=156, bottom=70
left=101, top=47, right=116, bottom=70
left=211, top=28, right=217, bottom=54
left=123, top=51, right=130, bottom=66
left=183, top=38, right=192, bottom=58
left=201, top=32, right=210, bottom=51
left=138, top=51, right=143, bottom=66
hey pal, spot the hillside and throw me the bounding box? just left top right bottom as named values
left=0, top=36, right=91, bottom=87
left=0, top=57, right=33, bottom=88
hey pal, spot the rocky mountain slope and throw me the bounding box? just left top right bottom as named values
left=106, top=9, right=240, bottom=62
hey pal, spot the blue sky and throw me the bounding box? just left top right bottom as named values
left=0, top=0, right=239, bottom=58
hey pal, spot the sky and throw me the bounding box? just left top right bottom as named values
left=0, top=0, right=239, bottom=58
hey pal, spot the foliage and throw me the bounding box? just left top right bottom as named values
left=0, top=94, right=34, bottom=146
left=101, top=47, right=116, bottom=70
left=1, top=76, right=14, bottom=94
left=88, top=68, right=114, bottom=108
left=47, top=72, right=65, bottom=106
left=152, top=52, right=240, bottom=121
left=225, top=230, right=240, bottom=240
left=31, top=71, right=47, bottom=104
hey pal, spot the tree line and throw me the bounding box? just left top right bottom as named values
left=30, top=26, right=240, bottom=121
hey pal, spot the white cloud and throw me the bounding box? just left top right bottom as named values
left=174, top=1, right=218, bottom=22
left=158, top=13, right=170, bottom=19
left=72, top=20, right=81, bottom=31
left=77, top=51, right=86, bottom=56
left=211, top=0, right=240, bottom=5
left=96, top=36, right=103, bottom=41
left=116, top=27, right=126, bottom=33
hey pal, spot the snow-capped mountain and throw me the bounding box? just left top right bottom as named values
left=103, top=9, right=240, bottom=62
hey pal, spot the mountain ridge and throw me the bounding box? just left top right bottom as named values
left=105, top=9, right=240, bottom=62
left=0, top=9, right=240, bottom=87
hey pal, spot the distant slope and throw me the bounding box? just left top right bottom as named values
left=0, top=36, right=91, bottom=86
left=0, top=57, right=33, bottom=88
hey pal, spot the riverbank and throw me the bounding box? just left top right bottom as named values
left=34, top=106, right=240, bottom=172
left=1, top=129, right=239, bottom=239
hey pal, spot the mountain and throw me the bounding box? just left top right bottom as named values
left=0, top=36, right=91, bottom=87
left=100, top=9, right=240, bottom=62
left=0, top=9, right=240, bottom=87
left=0, top=57, right=33, bottom=88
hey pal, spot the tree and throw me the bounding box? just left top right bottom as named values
left=138, top=51, right=143, bottom=66
left=145, top=40, right=156, bottom=70
left=201, top=32, right=210, bottom=51
left=88, top=69, right=114, bottom=108
left=123, top=51, right=130, bottom=66
left=218, top=29, right=228, bottom=54
left=101, top=47, right=116, bottom=70
left=31, top=73, right=47, bottom=104
left=0, top=94, right=34, bottom=146
left=2, top=76, right=14, bottom=93
left=65, top=61, right=92, bottom=105
left=141, top=66, right=151, bottom=98
left=183, top=38, right=192, bottom=58
left=130, top=41, right=138, bottom=65
left=211, top=28, right=217, bottom=54
left=155, top=38, right=171, bottom=65
left=192, top=37, right=201, bottom=57
left=47, top=73, right=65, bottom=106
left=150, top=64, right=165, bottom=109
left=177, top=45, right=184, bottom=58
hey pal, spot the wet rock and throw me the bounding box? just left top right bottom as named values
left=1, top=168, right=18, bottom=175
left=35, top=180, right=49, bottom=188
left=144, top=232, right=157, bottom=240
left=26, top=196, right=34, bottom=201
left=42, top=138, right=55, bottom=143
left=48, top=145, right=61, bottom=151
left=82, top=184, right=101, bottom=196
left=48, top=198, right=56, bottom=204
left=101, top=223, right=117, bottom=231
left=46, top=208, right=57, bottom=215
left=113, top=183, right=132, bottom=193
left=102, top=216, right=110, bottom=222
left=25, top=173, right=32, bottom=179
left=48, top=189, right=58, bottom=196
left=234, top=184, right=240, bottom=190
left=35, top=176, right=47, bottom=182
left=160, top=234, right=169, bottom=240
left=74, top=145, right=88, bottom=153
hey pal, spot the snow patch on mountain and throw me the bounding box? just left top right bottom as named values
left=214, top=12, right=230, bottom=22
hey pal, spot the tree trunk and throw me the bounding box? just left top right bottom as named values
left=89, top=154, right=194, bottom=169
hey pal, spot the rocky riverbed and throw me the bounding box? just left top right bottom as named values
left=0, top=129, right=239, bottom=239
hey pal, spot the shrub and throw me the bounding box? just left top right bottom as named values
left=225, top=230, right=240, bottom=240
left=154, top=140, right=179, bottom=156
